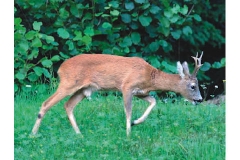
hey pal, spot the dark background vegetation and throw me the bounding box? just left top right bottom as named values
left=14, top=0, right=225, bottom=99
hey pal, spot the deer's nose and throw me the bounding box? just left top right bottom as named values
left=194, top=99, right=203, bottom=103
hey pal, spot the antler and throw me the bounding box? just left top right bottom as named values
left=191, top=51, right=203, bottom=77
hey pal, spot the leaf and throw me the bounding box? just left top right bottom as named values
left=41, top=59, right=53, bottom=68
left=103, top=48, right=112, bottom=54
left=14, top=84, right=19, bottom=92
left=51, top=55, right=61, bottom=62
left=212, top=62, right=222, bottom=69
left=42, top=44, right=54, bottom=50
left=159, top=17, right=170, bottom=27
left=84, top=26, right=94, bottom=36
left=123, top=47, right=130, bottom=53
left=159, top=40, right=168, bottom=47
left=171, top=4, right=180, bottom=14
left=150, top=5, right=161, bottom=14
left=135, top=0, right=146, bottom=4
left=131, top=32, right=141, bottom=45
left=149, top=41, right=159, bottom=52
left=108, top=1, right=119, bottom=8
left=70, top=5, right=81, bottom=17
left=171, top=30, right=182, bottom=40
left=25, top=31, right=36, bottom=40
left=59, top=52, right=70, bottom=59
left=112, top=47, right=122, bottom=55
left=14, top=61, right=21, bottom=68
left=125, top=2, right=134, bottom=11
left=14, top=18, right=22, bottom=26
left=73, top=31, right=82, bottom=41
left=31, top=38, right=42, bottom=47
left=182, top=26, right=192, bottom=36
left=59, top=7, right=69, bottom=19
left=95, top=12, right=103, bottom=17
left=164, top=10, right=173, bottom=18
left=131, top=12, right=138, bottom=17
left=37, top=33, right=44, bottom=39
left=159, top=26, right=170, bottom=37
left=121, top=13, right=131, bottom=23
left=162, top=61, right=176, bottom=73
left=102, top=22, right=112, bottom=29
left=101, top=14, right=110, bottom=18
left=19, top=41, right=29, bottom=52
left=130, top=22, right=139, bottom=30
left=15, top=72, right=25, bottom=80
left=148, top=56, right=161, bottom=68
left=180, top=5, right=188, bottom=15
left=119, top=36, right=132, bottom=47
left=193, top=14, right=202, bottom=21
left=141, top=2, right=150, bottom=9
left=107, top=33, right=120, bottom=42
left=57, top=28, right=70, bottom=39
left=66, top=40, right=74, bottom=50
left=42, top=68, right=51, bottom=78
left=45, top=36, right=55, bottom=44
left=110, top=10, right=120, bottom=16
left=36, top=84, right=47, bottom=93
left=139, top=15, right=152, bottom=27
left=175, top=18, right=185, bottom=25
left=220, top=58, right=226, bottom=66
left=82, top=12, right=92, bottom=22
left=33, top=21, right=42, bottom=31
left=33, top=66, right=43, bottom=76
left=82, top=36, right=92, bottom=45
left=28, top=72, right=39, bottom=82
left=169, top=14, right=179, bottom=23
left=28, top=48, right=39, bottom=60
left=76, top=3, right=87, bottom=9
left=146, top=25, right=157, bottom=37
left=200, top=62, right=211, bottom=71
left=162, top=42, right=172, bottom=53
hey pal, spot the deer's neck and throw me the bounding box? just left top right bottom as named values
left=151, top=69, right=182, bottom=92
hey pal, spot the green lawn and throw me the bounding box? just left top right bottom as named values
left=14, top=92, right=225, bottom=160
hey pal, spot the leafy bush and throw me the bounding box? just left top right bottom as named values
left=14, top=0, right=225, bottom=93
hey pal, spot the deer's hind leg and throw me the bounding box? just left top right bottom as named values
left=32, top=87, right=74, bottom=135
left=64, top=89, right=86, bottom=134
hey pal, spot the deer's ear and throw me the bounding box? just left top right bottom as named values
left=177, top=62, right=185, bottom=79
left=182, top=61, right=190, bottom=76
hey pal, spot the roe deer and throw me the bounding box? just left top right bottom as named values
left=32, top=52, right=203, bottom=136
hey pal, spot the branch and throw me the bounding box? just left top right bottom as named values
left=186, top=5, right=195, bottom=17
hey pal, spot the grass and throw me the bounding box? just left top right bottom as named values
left=14, top=91, right=225, bottom=160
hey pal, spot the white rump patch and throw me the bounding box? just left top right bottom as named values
left=83, top=86, right=98, bottom=99
left=132, top=88, right=145, bottom=95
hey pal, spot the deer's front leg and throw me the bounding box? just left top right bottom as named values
left=132, top=95, right=156, bottom=126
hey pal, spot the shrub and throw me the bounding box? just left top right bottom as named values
left=14, top=0, right=225, bottom=93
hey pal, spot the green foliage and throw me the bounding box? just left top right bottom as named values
left=212, top=57, right=225, bottom=69
left=14, top=0, right=225, bottom=92
left=201, top=57, right=225, bottom=72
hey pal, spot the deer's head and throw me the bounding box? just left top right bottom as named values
left=177, top=52, right=203, bottom=104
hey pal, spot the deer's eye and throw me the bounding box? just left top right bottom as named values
left=190, top=85, right=195, bottom=90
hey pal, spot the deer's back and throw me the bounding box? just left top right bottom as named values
left=57, top=54, right=153, bottom=90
